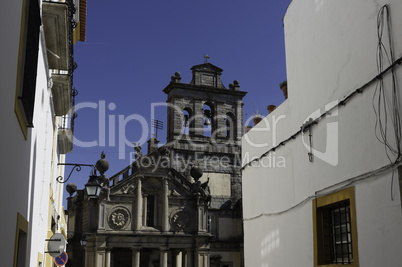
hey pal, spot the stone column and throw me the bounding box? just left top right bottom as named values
left=135, top=176, right=142, bottom=230
left=162, top=177, right=169, bottom=232
left=173, top=99, right=183, bottom=138
left=132, top=247, right=141, bottom=267
left=194, top=100, right=203, bottom=136
left=142, top=194, right=148, bottom=227
left=183, top=250, right=188, bottom=267
left=203, top=254, right=208, bottom=267
left=186, top=250, right=194, bottom=267
left=84, top=249, right=92, bottom=267
left=84, top=239, right=96, bottom=267
left=95, top=250, right=108, bottom=267
left=175, top=250, right=182, bottom=267
left=215, top=104, right=225, bottom=138
left=236, top=99, right=244, bottom=144
left=160, top=247, right=168, bottom=267
left=105, top=249, right=111, bottom=267
left=195, top=252, right=209, bottom=267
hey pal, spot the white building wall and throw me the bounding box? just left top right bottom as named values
left=26, top=32, right=66, bottom=266
left=0, top=1, right=33, bottom=266
left=0, top=1, right=69, bottom=266
left=242, top=0, right=402, bottom=266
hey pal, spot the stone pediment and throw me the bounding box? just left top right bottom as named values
left=109, top=168, right=193, bottom=197
left=190, top=62, right=223, bottom=73
left=142, top=177, right=162, bottom=191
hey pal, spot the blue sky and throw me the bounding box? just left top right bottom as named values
left=63, top=0, right=292, bottom=200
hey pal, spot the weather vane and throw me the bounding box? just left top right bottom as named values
left=204, top=54, right=210, bottom=63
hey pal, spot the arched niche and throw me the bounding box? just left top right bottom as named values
left=226, top=112, right=236, bottom=139
left=203, top=102, right=214, bottom=137
left=182, top=107, right=192, bottom=135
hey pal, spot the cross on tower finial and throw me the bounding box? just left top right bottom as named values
left=204, top=54, right=210, bottom=63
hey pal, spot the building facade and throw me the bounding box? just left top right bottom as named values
left=242, top=1, right=402, bottom=266
left=0, top=0, right=86, bottom=266
left=66, top=62, right=246, bottom=267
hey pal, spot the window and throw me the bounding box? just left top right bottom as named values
left=14, top=213, right=29, bottom=267
left=208, top=214, right=217, bottom=239
left=313, top=187, right=359, bottom=267
left=146, top=195, right=155, bottom=227
left=15, top=0, right=42, bottom=137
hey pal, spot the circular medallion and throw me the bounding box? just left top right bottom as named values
left=108, top=207, right=131, bottom=230
left=171, top=209, right=190, bottom=231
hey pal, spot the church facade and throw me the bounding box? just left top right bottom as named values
left=66, top=62, right=247, bottom=267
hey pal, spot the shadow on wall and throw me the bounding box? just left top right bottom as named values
left=261, top=229, right=280, bottom=267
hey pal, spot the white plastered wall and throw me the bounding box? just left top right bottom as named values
left=242, top=0, right=402, bottom=266
left=0, top=1, right=33, bottom=266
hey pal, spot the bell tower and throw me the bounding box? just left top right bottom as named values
left=164, top=62, right=247, bottom=147
left=163, top=62, right=247, bottom=207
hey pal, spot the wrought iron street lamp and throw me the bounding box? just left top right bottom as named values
left=84, top=175, right=102, bottom=198
left=80, top=235, right=87, bottom=247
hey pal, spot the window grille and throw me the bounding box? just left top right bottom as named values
left=318, top=199, right=353, bottom=264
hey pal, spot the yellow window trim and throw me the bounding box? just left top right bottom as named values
left=37, top=252, right=43, bottom=267
left=14, top=212, right=29, bottom=267
left=313, top=186, right=359, bottom=267
left=15, top=0, right=29, bottom=140
left=73, top=21, right=81, bottom=44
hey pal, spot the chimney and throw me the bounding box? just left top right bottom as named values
left=267, top=105, right=276, bottom=114
left=279, top=80, right=288, bottom=99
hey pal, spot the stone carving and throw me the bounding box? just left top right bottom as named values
left=99, top=174, right=111, bottom=201
left=47, top=77, right=53, bottom=89
left=121, top=183, right=136, bottom=194
left=171, top=209, right=190, bottom=231
left=108, top=207, right=131, bottom=230
left=133, top=143, right=143, bottom=160
left=170, top=189, right=181, bottom=197
left=96, top=152, right=110, bottom=201
left=171, top=71, right=181, bottom=83
left=159, top=146, right=170, bottom=157
left=192, top=178, right=210, bottom=196
left=191, top=177, right=211, bottom=205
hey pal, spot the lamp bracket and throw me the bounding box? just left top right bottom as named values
left=56, top=163, right=95, bottom=183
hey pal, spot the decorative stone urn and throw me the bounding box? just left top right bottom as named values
left=279, top=81, right=288, bottom=99
left=267, top=105, right=276, bottom=114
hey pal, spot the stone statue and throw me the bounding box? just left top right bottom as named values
left=98, top=174, right=110, bottom=201
left=95, top=152, right=110, bottom=201
left=200, top=177, right=210, bottom=196
left=133, top=143, right=143, bottom=160
left=191, top=177, right=211, bottom=205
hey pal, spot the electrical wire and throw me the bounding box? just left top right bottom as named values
left=241, top=6, right=402, bottom=172
left=242, top=5, right=402, bottom=218
left=243, top=160, right=399, bottom=222
left=373, top=5, right=401, bottom=200
left=241, top=53, right=402, bottom=171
